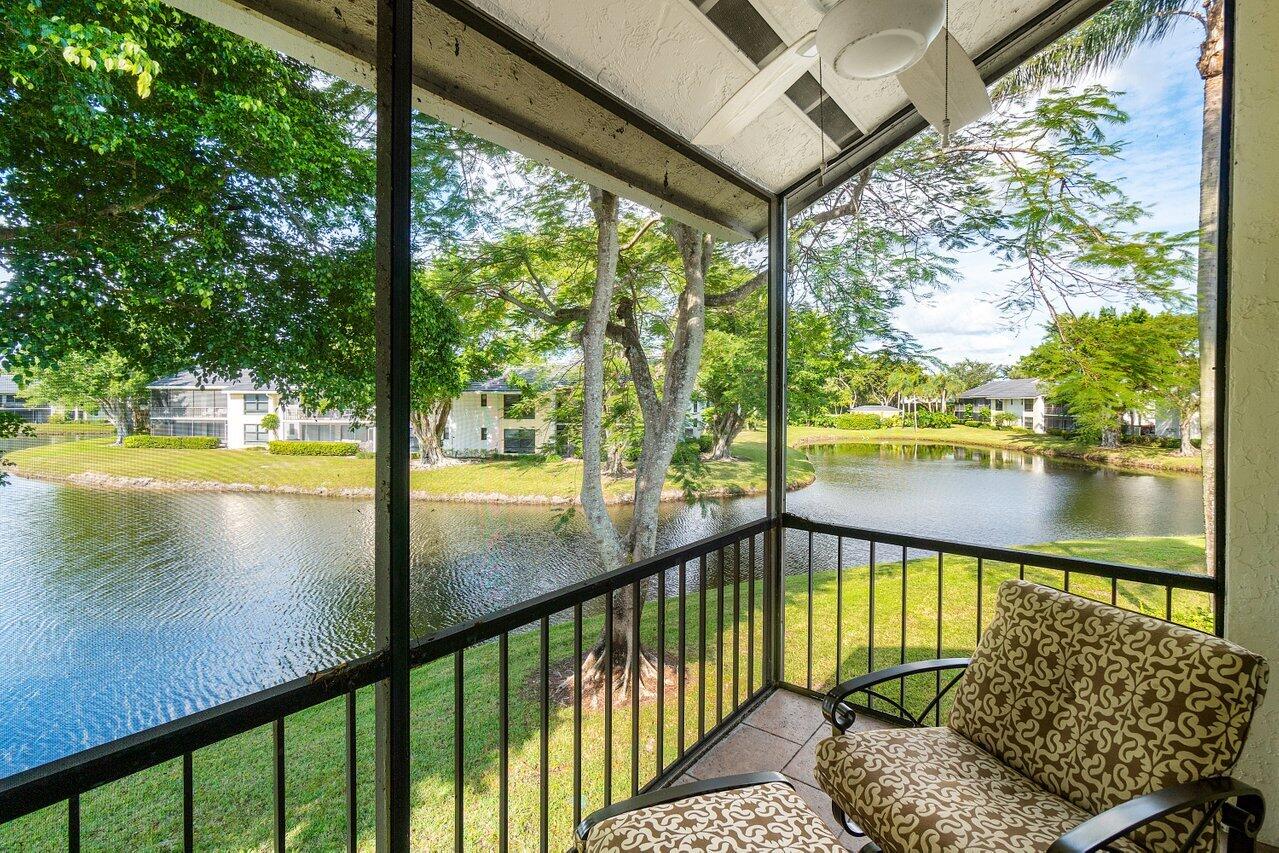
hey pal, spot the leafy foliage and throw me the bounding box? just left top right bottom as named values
left=122, top=435, right=219, bottom=450
left=267, top=440, right=357, bottom=457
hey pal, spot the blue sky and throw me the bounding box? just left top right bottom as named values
left=893, top=21, right=1208, bottom=367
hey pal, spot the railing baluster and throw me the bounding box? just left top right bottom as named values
left=274, top=717, right=285, bottom=853
left=68, top=795, right=79, bottom=853
left=868, top=541, right=876, bottom=683
left=1166, top=586, right=1174, bottom=622
left=835, top=536, right=843, bottom=685
left=698, top=555, right=707, bottom=740
left=806, top=529, right=814, bottom=691
left=678, top=561, right=687, bottom=759
left=454, top=650, right=464, bottom=853
left=184, top=751, right=194, bottom=853
left=500, top=633, right=511, bottom=852
left=604, top=597, right=613, bottom=807
left=630, top=581, right=640, bottom=797
left=900, top=546, right=908, bottom=711
left=976, top=557, right=984, bottom=644
left=345, top=693, right=356, bottom=853
left=716, top=548, right=725, bottom=724
left=1064, top=569, right=1071, bottom=593
left=732, top=540, right=740, bottom=711
left=572, top=606, right=582, bottom=832
left=747, top=535, right=756, bottom=695
left=1019, top=561, right=1025, bottom=581
left=936, top=552, right=944, bottom=726
left=1111, top=576, right=1118, bottom=606
left=540, top=616, right=550, bottom=853
left=657, top=568, right=666, bottom=776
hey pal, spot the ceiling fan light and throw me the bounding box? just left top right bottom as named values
left=817, top=0, right=945, bottom=80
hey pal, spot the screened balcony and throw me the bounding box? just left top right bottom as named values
left=1, top=0, right=1276, bottom=850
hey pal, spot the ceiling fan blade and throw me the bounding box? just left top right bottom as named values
left=896, top=29, right=992, bottom=135
left=694, top=32, right=818, bottom=146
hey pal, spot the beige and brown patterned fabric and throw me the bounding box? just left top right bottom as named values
left=579, top=780, right=845, bottom=852
left=815, top=726, right=1143, bottom=853
left=948, top=580, right=1267, bottom=851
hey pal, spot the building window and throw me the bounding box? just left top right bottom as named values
left=244, top=394, right=269, bottom=414
left=443, top=425, right=451, bottom=440
left=1024, top=416, right=1034, bottom=429
left=480, top=427, right=489, bottom=442
left=503, top=429, right=536, bottom=454
left=1022, top=398, right=1035, bottom=409
left=480, top=393, right=488, bottom=408
left=503, top=394, right=524, bottom=418
left=244, top=423, right=269, bottom=444
left=993, top=400, right=1004, bottom=411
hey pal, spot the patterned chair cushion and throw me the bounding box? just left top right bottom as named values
left=948, top=580, right=1268, bottom=851
left=815, top=726, right=1143, bottom=853
left=579, top=781, right=845, bottom=852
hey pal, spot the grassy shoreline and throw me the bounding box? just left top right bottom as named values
left=5, top=438, right=815, bottom=503
left=0, top=534, right=1207, bottom=850
left=782, top=424, right=1203, bottom=475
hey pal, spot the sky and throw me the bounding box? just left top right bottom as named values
left=892, top=21, right=1208, bottom=367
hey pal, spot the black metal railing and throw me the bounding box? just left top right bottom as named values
left=0, top=518, right=771, bottom=851
left=778, top=513, right=1218, bottom=727
left=0, top=512, right=1221, bottom=848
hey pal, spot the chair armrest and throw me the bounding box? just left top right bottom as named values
left=1047, top=777, right=1265, bottom=853
left=823, top=658, right=970, bottom=732
left=575, top=772, right=791, bottom=842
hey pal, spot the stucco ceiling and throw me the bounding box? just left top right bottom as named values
left=171, top=0, right=1109, bottom=238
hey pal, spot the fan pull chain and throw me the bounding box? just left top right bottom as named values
left=941, top=0, right=952, bottom=149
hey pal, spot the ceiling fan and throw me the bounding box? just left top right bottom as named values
left=693, top=0, right=992, bottom=146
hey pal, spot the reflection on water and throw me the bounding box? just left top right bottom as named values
left=0, top=438, right=1201, bottom=775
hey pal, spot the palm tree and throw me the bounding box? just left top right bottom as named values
left=1001, top=0, right=1224, bottom=570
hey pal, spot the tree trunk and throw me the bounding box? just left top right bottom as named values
left=709, top=407, right=744, bottom=461
left=98, top=397, right=136, bottom=445
left=1100, top=426, right=1121, bottom=449
left=1179, top=406, right=1197, bottom=457
left=410, top=399, right=452, bottom=465
left=1197, top=1, right=1225, bottom=575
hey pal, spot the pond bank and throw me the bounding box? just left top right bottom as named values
left=783, top=425, right=1203, bottom=475
left=4, top=437, right=816, bottom=503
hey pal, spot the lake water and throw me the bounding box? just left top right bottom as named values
left=0, top=438, right=1202, bottom=776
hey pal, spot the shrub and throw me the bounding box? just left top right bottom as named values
left=964, top=419, right=988, bottom=429
left=268, top=440, right=358, bottom=457
left=696, top=433, right=713, bottom=454
left=123, top=435, right=221, bottom=450
left=47, top=412, right=69, bottom=425
left=993, top=412, right=1019, bottom=430
left=913, top=410, right=955, bottom=429
left=259, top=413, right=280, bottom=433
left=831, top=412, right=889, bottom=430
left=672, top=439, right=702, bottom=465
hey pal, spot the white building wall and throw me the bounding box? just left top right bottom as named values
left=443, top=391, right=555, bottom=456
left=225, top=391, right=280, bottom=449
left=989, top=397, right=1044, bottom=432
left=1224, top=3, right=1279, bottom=836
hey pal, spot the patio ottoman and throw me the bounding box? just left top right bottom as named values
left=575, top=772, right=845, bottom=851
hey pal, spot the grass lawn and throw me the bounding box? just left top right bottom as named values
left=0, top=535, right=1209, bottom=851
left=5, top=438, right=814, bottom=501
left=782, top=424, right=1203, bottom=475
left=25, top=422, right=116, bottom=436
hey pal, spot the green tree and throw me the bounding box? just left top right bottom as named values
left=258, top=413, right=280, bottom=439
left=0, top=1, right=374, bottom=379
left=947, top=360, right=1005, bottom=393
left=1002, top=0, right=1221, bottom=561
left=20, top=351, right=151, bottom=444
left=0, top=411, right=34, bottom=486
left=1017, top=308, right=1194, bottom=448
left=699, top=327, right=764, bottom=460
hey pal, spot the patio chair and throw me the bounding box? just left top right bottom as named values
left=816, top=579, right=1269, bottom=853
left=573, top=772, right=846, bottom=851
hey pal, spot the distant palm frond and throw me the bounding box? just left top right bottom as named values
left=997, top=0, right=1201, bottom=98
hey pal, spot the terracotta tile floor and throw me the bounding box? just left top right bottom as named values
left=676, top=688, right=893, bottom=851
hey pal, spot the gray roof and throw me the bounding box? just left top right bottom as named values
left=463, top=368, right=569, bottom=393
left=0, top=374, right=20, bottom=395
left=148, top=370, right=276, bottom=392
left=958, top=378, right=1045, bottom=400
